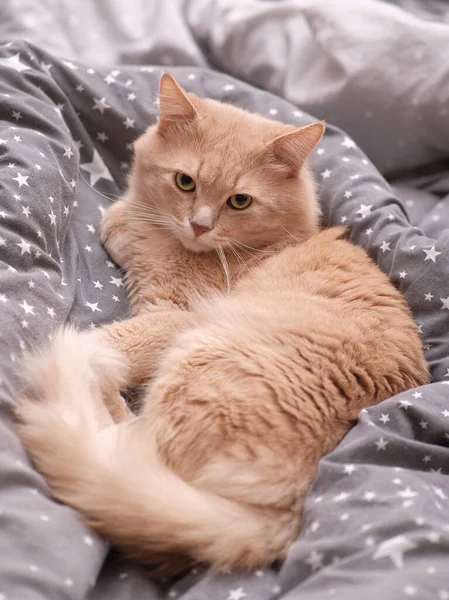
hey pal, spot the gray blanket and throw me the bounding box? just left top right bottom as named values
left=1, top=1, right=449, bottom=599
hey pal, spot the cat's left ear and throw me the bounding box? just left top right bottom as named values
left=270, top=121, right=325, bottom=173
left=158, top=72, right=198, bottom=131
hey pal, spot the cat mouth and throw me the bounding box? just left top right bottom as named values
left=176, top=231, right=216, bottom=253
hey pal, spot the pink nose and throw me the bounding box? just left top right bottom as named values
left=190, top=220, right=211, bottom=237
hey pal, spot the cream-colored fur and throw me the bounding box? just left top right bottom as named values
left=16, top=74, right=429, bottom=576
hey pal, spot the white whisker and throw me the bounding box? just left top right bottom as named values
left=280, top=225, right=301, bottom=244
left=229, top=237, right=279, bottom=254
left=216, top=247, right=231, bottom=295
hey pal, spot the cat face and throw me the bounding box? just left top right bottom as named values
left=130, top=73, right=324, bottom=253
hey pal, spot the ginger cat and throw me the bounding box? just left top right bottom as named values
left=16, top=73, right=428, bottom=576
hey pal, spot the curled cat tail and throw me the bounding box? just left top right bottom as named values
left=16, top=330, right=291, bottom=575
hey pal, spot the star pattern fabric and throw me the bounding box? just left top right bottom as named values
left=0, top=40, right=449, bottom=600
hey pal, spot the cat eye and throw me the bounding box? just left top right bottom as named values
left=175, top=172, right=196, bottom=192
left=227, top=194, right=252, bottom=210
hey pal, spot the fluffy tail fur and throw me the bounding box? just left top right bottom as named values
left=16, top=329, right=288, bottom=574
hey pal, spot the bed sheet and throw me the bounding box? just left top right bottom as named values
left=0, top=41, right=449, bottom=600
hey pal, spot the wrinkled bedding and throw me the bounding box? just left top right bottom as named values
left=1, top=1, right=449, bottom=599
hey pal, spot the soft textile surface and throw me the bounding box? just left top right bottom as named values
left=1, top=38, right=449, bottom=600
left=3, top=0, right=449, bottom=180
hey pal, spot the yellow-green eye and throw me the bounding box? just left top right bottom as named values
left=227, top=194, right=252, bottom=210
left=175, top=172, right=196, bottom=192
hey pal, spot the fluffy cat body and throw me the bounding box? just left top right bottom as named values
left=16, top=74, right=428, bottom=575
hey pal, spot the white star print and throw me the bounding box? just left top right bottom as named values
left=76, top=84, right=84, bottom=93
left=334, top=492, right=349, bottom=502
left=227, top=588, right=247, bottom=600
left=0, top=237, right=5, bottom=246
left=48, top=210, right=57, bottom=226
left=53, top=103, right=64, bottom=118
left=0, top=53, right=30, bottom=72
left=63, top=60, right=78, bottom=70
left=404, top=586, right=417, bottom=597
left=112, top=295, right=120, bottom=302
left=19, top=300, right=35, bottom=315
left=341, top=136, right=356, bottom=149
left=47, top=307, right=56, bottom=318
left=12, top=172, right=29, bottom=187
left=419, top=420, right=428, bottom=430
left=425, top=292, right=434, bottom=301
left=222, top=83, right=235, bottom=91
left=305, top=549, right=324, bottom=571
left=85, top=301, right=102, bottom=312
left=344, top=464, right=356, bottom=475
left=93, top=280, right=103, bottom=290
left=321, top=169, right=331, bottom=179
left=399, top=271, right=407, bottom=278
left=12, top=110, right=22, bottom=121
left=344, top=190, right=353, bottom=199
left=380, top=241, right=390, bottom=252
left=109, top=276, right=124, bottom=288
left=0, top=294, right=7, bottom=303
left=356, top=204, right=373, bottom=218
left=127, top=92, right=136, bottom=101
left=399, top=399, right=413, bottom=409
left=433, top=487, right=447, bottom=500
left=17, top=238, right=31, bottom=255
left=97, top=132, right=108, bottom=142
left=375, top=437, right=388, bottom=450
left=373, top=535, right=417, bottom=569
left=366, top=228, right=373, bottom=235
left=440, top=297, right=449, bottom=310
left=340, top=216, right=348, bottom=223
left=442, top=409, right=449, bottom=418
left=63, top=147, right=74, bottom=158
left=81, top=149, right=113, bottom=187
left=93, top=97, right=111, bottom=114
left=423, top=246, right=441, bottom=262
left=87, top=224, right=95, bottom=233
left=13, top=135, right=21, bottom=142
left=398, top=487, right=417, bottom=499
left=364, top=491, right=376, bottom=501
left=123, top=117, right=135, bottom=129
left=22, top=206, right=31, bottom=218
left=379, top=413, right=390, bottom=424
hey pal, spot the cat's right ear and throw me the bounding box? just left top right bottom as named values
left=270, top=121, right=325, bottom=174
left=158, top=72, right=198, bottom=132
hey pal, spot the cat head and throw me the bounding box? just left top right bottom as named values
left=130, top=73, right=324, bottom=253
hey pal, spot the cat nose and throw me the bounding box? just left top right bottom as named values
left=190, top=219, right=212, bottom=237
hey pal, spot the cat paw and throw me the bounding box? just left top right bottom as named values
left=100, top=201, right=131, bottom=266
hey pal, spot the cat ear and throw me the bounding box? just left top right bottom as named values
left=270, top=121, right=325, bottom=173
left=158, top=72, right=198, bottom=128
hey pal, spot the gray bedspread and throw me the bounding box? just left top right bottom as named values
left=1, top=1, right=449, bottom=599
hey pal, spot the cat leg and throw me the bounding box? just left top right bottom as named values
left=100, top=199, right=134, bottom=268
left=96, top=308, right=197, bottom=389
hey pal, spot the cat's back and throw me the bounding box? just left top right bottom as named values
left=204, top=227, right=428, bottom=410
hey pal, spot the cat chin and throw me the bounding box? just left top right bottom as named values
left=178, top=235, right=215, bottom=253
